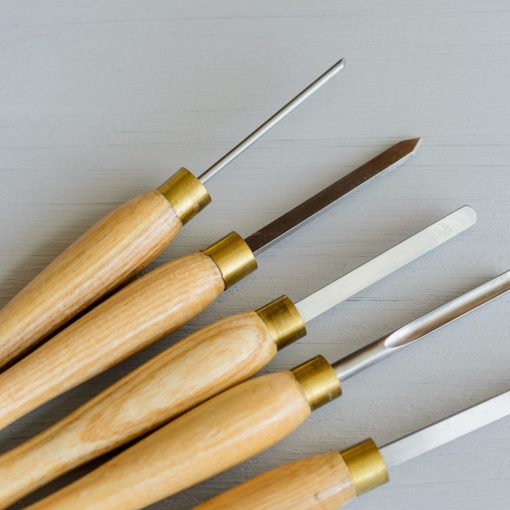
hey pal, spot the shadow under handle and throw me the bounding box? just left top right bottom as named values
left=28, top=358, right=341, bottom=510
left=194, top=440, right=388, bottom=510
left=0, top=168, right=209, bottom=368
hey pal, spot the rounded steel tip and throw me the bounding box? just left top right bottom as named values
left=458, top=205, right=478, bottom=226
left=327, top=58, right=345, bottom=76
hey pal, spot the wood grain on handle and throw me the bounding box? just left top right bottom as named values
left=0, top=312, right=276, bottom=507
left=28, top=371, right=311, bottom=510
left=194, top=452, right=357, bottom=510
left=0, top=191, right=180, bottom=367
left=0, top=251, right=224, bottom=432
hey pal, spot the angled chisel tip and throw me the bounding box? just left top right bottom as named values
left=388, top=137, right=422, bottom=165
left=403, top=137, right=422, bottom=154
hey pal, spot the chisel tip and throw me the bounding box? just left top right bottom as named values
left=458, top=205, right=478, bottom=226
left=402, top=137, right=422, bottom=155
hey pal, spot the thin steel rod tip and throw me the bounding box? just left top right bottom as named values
left=198, top=58, right=345, bottom=184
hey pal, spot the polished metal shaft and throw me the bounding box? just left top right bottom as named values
left=295, top=205, right=472, bottom=322
left=333, top=270, right=510, bottom=381
left=381, top=390, right=510, bottom=467
left=245, top=138, right=421, bottom=255
left=198, top=58, right=344, bottom=184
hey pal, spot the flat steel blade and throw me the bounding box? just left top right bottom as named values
left=295, top=206, right=477, bottom=323
left=245, top=138, right=421, bottom=254
left=381, top=391, right=510, bottom=467
left=333, top=270, right=510, bottom=380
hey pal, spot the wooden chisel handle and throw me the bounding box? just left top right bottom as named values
left=28, top=369, right=327, bottom=510
left=194, top=439, right=389, bottom=510
left=0, top=306, right=298, bottom=507
left=195, top=452, right=357, bottom=510
left=0, top=251, right=224, bottom=432
left=0, top=169, right=210, bottom=368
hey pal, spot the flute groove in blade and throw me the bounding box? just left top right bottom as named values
left=333, top=269, right=510, bottom=381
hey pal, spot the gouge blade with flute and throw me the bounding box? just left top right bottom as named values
left=0, top=59, right=344, bottom=368
left=0, top=139, right=420, bottom=432
left=26, top=272, right=510, bottom=510
left=194, top=390, right=510, bottom=510
left=0, top=208, right=474, bottom=506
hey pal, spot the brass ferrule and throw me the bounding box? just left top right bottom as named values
left=290, top=355, right=342, bottom=411
left=256, top=296, right=306, bottom=350
left=202, top=232, right=257, bottom=289
left=157, top=168, right=211, bottom=225
left=340, top=438, right=389, bottom=495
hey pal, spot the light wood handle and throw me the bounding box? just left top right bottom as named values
left=0, top=312, right=276, bottom=506
left=28, top=371, right=312, bottom=510
left=194, top=451, right=357, bottom=510
left=0, top=250, right=224, bottom=433
left=0, top=191, right=181, bottom=367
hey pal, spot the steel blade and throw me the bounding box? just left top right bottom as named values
left=245, top=138, right=421, bottom=254
left=295, top=206, right=477, bottom=323
left=333, top=270, right=510, bottom=380
left=381, top=391, right=510, bottom=467
left=199, top=58, right=345, bottom=184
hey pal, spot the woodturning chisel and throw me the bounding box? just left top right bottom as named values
left=193, top=390, right=510, bottom=509
left=0, top=59, right=344, bottom=368
left=0, top=206, right=475, bottom=506
left=24, top=271, right=510, bottom=510
left=0, top=139, right=421, bottom=432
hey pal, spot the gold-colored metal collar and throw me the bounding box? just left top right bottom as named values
left=202, top=232, right=257, bottom=289
left=341, top=438, right=389, bottom=495
left=291, top=355, right=342, bottom=411
left=157, top=168, right=211, bottom=225
left=256, top=296, right=306, bottom=350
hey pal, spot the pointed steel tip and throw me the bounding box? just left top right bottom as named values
left=400, top=137, right=422, bottom=155
left=409, top=137, right=422, bottom=152
left=328, top=58, right=345, bottom=75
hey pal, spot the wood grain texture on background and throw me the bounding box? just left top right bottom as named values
left=0, top=1, right=509, bottom=509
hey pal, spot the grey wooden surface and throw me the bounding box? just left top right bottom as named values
left=1, top=1, right=509, bottom=508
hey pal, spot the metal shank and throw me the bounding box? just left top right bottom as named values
left=245, top=138, right=421, bottom=255
left=296, top=205, right=476, bottom=323
left=198, top=59, right=345, bottom=184
left=381, top=390, right=510, bottom=467
left=333, top=270, right=510, bottom=381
